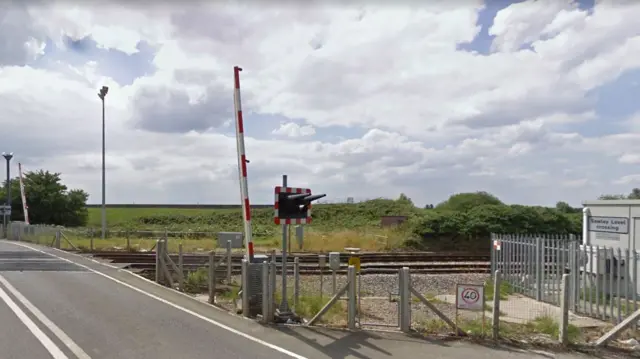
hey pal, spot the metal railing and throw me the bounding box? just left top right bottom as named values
left=490, top=233, right=640, bottom=346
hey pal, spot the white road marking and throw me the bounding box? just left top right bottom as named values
left=0, top=278, right=68, bottom=359
left=0, top=275, right=92, bottom=359
left=4, top=241, right=308, bottom=359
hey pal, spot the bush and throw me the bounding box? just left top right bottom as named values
left=407, top=203, right=581, bottom=250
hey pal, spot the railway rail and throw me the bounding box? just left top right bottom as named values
left=86, top=251, right=491, bottom=275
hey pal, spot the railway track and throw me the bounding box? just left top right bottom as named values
left=87, top=251, right=491, bottom=275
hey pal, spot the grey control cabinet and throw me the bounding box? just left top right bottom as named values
left=248, top=254, right=269, bottom=317
left=328, top=252, right=341, bottom=271
left=218, top=232, right=243, bottom=248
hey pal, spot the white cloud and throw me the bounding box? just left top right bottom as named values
left=1, top=1, right=639, bottom=207
left=272, top=123, right=316, bottom=137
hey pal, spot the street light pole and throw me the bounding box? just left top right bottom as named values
left=98, top=86, right=109, bottom=246
left=2, top=152, right=13, bottom=238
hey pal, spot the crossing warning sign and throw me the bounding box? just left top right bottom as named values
left=455, top=284, right=484, bottom=311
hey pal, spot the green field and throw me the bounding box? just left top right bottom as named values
left=80, top=199, right=416, bottom=252
left=66, top=194, right=581, bottom=254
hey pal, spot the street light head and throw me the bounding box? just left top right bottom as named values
left=98, top=86, right=109, bottom=99
left=2, top=152, right=13, bottom=161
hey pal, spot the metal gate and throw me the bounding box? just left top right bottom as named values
left=357, top=268, right=401, bottom=329
left=490, top=233, right=579, bottom=306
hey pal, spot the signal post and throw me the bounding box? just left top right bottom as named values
left=273, top=176, right=325, bottom=319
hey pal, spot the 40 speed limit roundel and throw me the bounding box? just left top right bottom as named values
left=456, top=284, right=484, bottom=311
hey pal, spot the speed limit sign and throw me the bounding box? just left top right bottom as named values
left=456, top=284, right=484, bottom=311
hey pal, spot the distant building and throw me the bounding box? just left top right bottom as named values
left=347, top=197, right=355, bottom=204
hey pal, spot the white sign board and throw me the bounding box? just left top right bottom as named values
left=588, top=216, right=629, bottom=234
left=0, top=205, right=10, bottom=216
left=456, top=284, right=484, bottom=311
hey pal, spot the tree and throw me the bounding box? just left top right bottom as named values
left=0, top=170, right=89, bottom=227
left=555, top=201, right=579, bottom=214
left=436, top=191, right=503, bottom=212
left=628, top=188, right=640, bottom=199
left=397, top=193, right=413, bottom=206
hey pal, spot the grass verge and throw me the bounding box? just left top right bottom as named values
left=417, top=315, right=582, bottom=343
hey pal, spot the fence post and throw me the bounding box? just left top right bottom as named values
left=535, top=236, right=543, bottom=301
left=490, top=233, right=496, bottom=276
left=261, top=261, right=270, bottom=323
left=568, top=237, right=578, bottom=311
left=492, top=270, right=501, bottom=340
left=559, top=273, right=570, bottom=345
left=242, top=259, right=250, bottom=318
left=208, top=251, right=215, bottom=304
left=226, top=240, right=232, bottom=284
left=54, top=230, right=61, bottom=249
left=347, top=265, right=357, bottom=330
left=125, top=230, right=130, bottom=251
left=270, top=250, right=277, bottom=310
left=269, top=259, right=276, bottom=316
left=178, top=244, right=184, bottom=292
left=155, top=239, right=162, bottom=284
left=294, top=257, right=300, bottom=310
left=399, top=267, right=411, bottom=332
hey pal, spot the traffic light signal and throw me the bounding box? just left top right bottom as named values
left=274, top=187, right=326, bottom=225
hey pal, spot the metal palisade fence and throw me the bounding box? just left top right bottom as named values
left=491, top=233, right=639, bottom=325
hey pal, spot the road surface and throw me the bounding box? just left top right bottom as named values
left=0, top=240, right=599, bottom=359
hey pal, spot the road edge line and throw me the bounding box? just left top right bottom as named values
left=4, top=241, right=308, bottom=359
left=0, top=274, right=69, bottom=359
left=0, top=275, right=92, bottom=359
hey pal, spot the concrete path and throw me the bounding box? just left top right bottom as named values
left=0, top=240, right=605, bottom=358
left=435, top=293, right=605, bottom=327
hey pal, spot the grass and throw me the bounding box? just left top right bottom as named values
left=484, top=279, right=513, bottom=301
left=20, top=227, right=409, bottom=253
left=276, top=291, right=346, bottom=325
left=417, top=315, right=582, bottom=343
left=85, top=199, right=418, bottom=235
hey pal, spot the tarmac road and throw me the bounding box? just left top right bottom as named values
left=0, top=239, right=604, bottom=359
left=0, top=240, right=296, bottom=359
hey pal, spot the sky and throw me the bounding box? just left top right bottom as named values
left=0, top=0, right=639, bottom=207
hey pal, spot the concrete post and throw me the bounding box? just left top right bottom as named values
left=559, top=273, right=570, bottom=345
left=242, top=259, right=250, bottom=318
left=399, top=267, right=411, bottom=332
left=208, top=251, right=215, bottom=304
left=347, top=265, right=357, bottom=330
left=178, top=244, right=184, bottom=292
left=261, top=261, right=270, bottom=323
left=535, top=237, right=543, bottom=301
left=269, top=261, right=277, bottom=318
left=155, top=240, right=162, bottom=284
left=294, top=257, right=300, bottom=310
left=54, top=230, right=61, bottom=249
left=568, top=238, right=579, bottom=311
left=492, top=270, right=501, bottom=340
left=270, top=251, right=276, bottom=311
left=226, top=240, right=232, bottom=283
